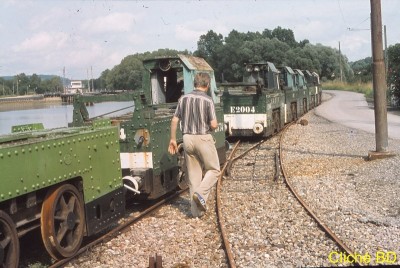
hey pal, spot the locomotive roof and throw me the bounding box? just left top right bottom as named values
left=142, top=54, right=213, bottom=72
left=281, top=66, right=295, bottom=74
left=304, top=70, right=313, bottom=76
left=267, top=62, right=279, bottom=73
left=178, top=54, right=213, bottom=71
left=294, top=69, right=305, bottom=76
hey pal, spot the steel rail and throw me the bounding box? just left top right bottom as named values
left=49, top=189, right=187, bottom=268
left=216, top=125, right=293, bottom=268
left=279, top=122, right=362, bottom=266
left=216, top=141, right=240, bottom=268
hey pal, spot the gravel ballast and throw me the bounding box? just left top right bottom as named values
left=64, top=98, right=400, bottom=267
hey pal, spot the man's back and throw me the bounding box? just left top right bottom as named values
left=175, top=90, right=216, bottom=135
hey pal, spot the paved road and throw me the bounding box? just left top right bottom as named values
left=315, top=90, right=400, bottom=140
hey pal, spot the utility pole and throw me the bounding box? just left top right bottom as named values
left=91, top=66, right=94, bottom=92
left=87, top=68, right=90, bottom=92
left=384, top=25, right=388, bottom=81
left=0, top=65, right=3, bottom=95
left=339, top=41, right=343, bottom=82
left=368, top=0, right=395, bottom=160
left=63, top=67, right=66, bottom=94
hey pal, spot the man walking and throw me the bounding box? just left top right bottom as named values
left=168, top=72, right=220, bottom=217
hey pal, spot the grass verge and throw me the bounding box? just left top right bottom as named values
left=322, top=81, right=373, bottom=99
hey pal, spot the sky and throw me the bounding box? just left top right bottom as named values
left=1, top=0, right=399, bottom=80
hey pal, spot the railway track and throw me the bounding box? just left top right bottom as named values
left=21, top=122, right=362, bottom=267
left=216, top=122, right=362, bottom=267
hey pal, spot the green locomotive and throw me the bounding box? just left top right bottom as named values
left=0, top=54, right=226, bottom=267
left=0, top=121, right=123, bottom=266
left=220, top=62, right=284, bottom=137
left=221, top=61, right=322, bottom=138
left=303, top=70, right=322, bottom=107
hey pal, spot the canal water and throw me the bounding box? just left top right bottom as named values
left=0, top=101, right=134, bottom=135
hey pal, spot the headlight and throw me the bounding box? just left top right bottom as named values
left=253, top=123, right=264, bottom=134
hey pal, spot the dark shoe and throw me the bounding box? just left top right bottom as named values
left=193, top=192, right=207, bottom=212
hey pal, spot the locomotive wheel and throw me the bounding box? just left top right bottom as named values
left=273, top=110, right=280, bottom=133
left=291, top=103, right=297, bottom=121
left=310, top=96, right=314, bottom=109
left=0, top=210, right=19, bottom=268
left=177, top=144, right=188, bottom=190
left=41, top=184, right=85, bottom=260
left=303, top=98, right=307, bottom=114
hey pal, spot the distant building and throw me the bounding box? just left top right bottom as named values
left=65, top=80, right=85, bottom=94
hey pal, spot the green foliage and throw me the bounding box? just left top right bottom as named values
left=42, top=76, right=63, bottom=93
left=349, top=57, right=372, bottom=83
left=5, top=26, right=380, bottom=96
left=89, top=26, right=368, bottom=91
left=271, top=26, right=297, bottom=47
left=83, top=26, right=366, bottom=92
left=193, top=27, right=353, bottom=83
left=196, top=30, right=224, bottom=59
left=0, top=73, right=63, bottom=96
left=96, top=48, right=185, bottom=90
left=387, top=44, right=400, bottom=105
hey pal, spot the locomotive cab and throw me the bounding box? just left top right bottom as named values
left=312, top=71, right=322, bottom=105
left=221, top=61, right=284, bottom=138
left=120, top=54, right=226, bottom=200
left=278, top=66, right=301, bottom=123
left=242, top=62, right=281, bottom=91
left=304, top=70, right=317, bottom=109
left=294, top=69, right=309, bottom=115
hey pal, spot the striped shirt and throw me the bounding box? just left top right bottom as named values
left=174, top=90, right=217, bottom=135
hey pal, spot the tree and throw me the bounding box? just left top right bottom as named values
left=195, top=31, right=225, bottom=81
left=387, top=43, right=400, bottom=105
left=0, top=78, right=10, bottom=96
left=41, top=77, right=63, bottom=93
left=350, top=57, right=372, bottom=83
left=97, top=69, right=111, bottom=90
left=13, top=73, right=29, bottom=95
left=94, top=26, right=355, bottom=89
left=195, top=30, right=224, bottom=59
left=191, top=27, right=354, bottom=83
left=103, top=49, right=183, bottom=90
left=30, top=74, right=42, bottom=93
left=271, top=26, right=297, bottom=48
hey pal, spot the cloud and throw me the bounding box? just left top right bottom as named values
left=80, top=12, right=138, bottom=34
left=28, top=7, right=65, bottom=31
left=294, top=20, right=328, bottom=42
left=339, top=33, right=372, bottom=61
left=13, top=32, right=68, bottom=52
left=3, top=0, right=400, bottom=79
left=174, top=18, right=229, bottom=43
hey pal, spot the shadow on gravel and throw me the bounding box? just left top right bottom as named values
left=169, top=196, right=192, bottom=218
left=19, top=229, right=54, bottom=267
